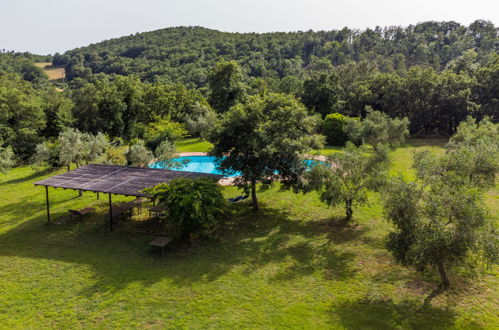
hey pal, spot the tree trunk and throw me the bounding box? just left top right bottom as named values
left=345, top=199, right=353, bottom=222
left=438, top=262, right=451, bottom=289
left=250, top=179, right=259, bottom=211
left=67, top=165, right=70, bottom=172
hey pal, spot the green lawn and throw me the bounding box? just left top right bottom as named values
left=176, top=138, right=213, bottom=152
left=0, top=139, right=497, bottom=328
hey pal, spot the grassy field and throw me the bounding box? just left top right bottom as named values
left=0, top=139, right=497, bottom=328
left=35, top=62, right=65, bottom=82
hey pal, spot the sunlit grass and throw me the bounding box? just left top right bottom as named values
left=176, top=138, right=213, bottom=152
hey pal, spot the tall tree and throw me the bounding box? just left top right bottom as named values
left=207, top=60, right=246, bottom=113
left=208, top=93, right=324, bottom=210
left=302, top=72, right=343, bottom=118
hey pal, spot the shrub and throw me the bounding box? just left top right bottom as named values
left=144, top=119, right=187, bottom=151
left=31, top=141, right=61, bottom=168
left=126, top=140, right=153, bottom=167
left=322, top=113, right=349, bottom=146
left=145, top=178, right=226, bottom=241
left=0, top=146, right=15, bottom=174
left=105, top=148, right=127, bottom=165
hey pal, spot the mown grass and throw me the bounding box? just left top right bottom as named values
left=0, top=139, right=497, bottom=328
left=176, top=138, right=213, bottom=152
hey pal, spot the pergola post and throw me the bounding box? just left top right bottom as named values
left=45, top=186, right=51, bottom=224
left=108, top=193, right=113, bottom=231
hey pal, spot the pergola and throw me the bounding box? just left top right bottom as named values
left=34, top=164, right=223, bottom=230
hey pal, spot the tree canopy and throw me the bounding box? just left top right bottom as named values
left=208, top=92, right=324, bottom=210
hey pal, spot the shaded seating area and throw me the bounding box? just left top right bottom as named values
left=34, top=164, right=223, bottom=231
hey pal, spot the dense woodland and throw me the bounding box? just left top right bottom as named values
left=0, top=20, right=498, bottom=162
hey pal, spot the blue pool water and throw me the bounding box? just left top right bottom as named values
left=150, top=156, right=321, bottom=177
left=150, top=156, right=241, bottom=177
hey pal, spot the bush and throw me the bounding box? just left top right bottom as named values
left=126, top=140, right=153, bottom=167
left=31, top=141, right=61, bottom=168
left=145, top=178, right=226, bottom=241
left=144, top=119, right=187, bottom=151
left=105, top=148, right=127, bottom=165
left=322, top=113, right=349, bottom=145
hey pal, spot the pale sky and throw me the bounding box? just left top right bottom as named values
left=1, top=0, right=498, bottom=55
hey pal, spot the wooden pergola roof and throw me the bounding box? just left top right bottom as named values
left=34, top=164, right=224, bottom=197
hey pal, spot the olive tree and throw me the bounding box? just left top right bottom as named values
left=126, top=140, right=153, bottom=167
left=154, top=139, right=187, bottom=169
left=305, top=143, right=390, bottom=223
left=304, top=110, right=409, bottom=223
left=208, top=93, right=324, bottom=211
left=383, top=117, right=498, bottom=289
left=58, top=128, right=108, bottom=168
left=0, top=145, right=15, bottom=174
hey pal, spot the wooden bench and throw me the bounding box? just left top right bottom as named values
left=149, top=236, right=172, bottom=256
left=68, top=207, right=95, bottom=221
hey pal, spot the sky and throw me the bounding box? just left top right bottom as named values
left=1, top=0, right=498, bottom=55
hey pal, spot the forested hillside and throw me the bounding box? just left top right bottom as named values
left=53, top=21, right=498, bottom=86
left=0, top=20, right=498, bottom=164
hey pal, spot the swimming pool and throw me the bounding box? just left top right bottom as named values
left=150, top=155, right=322, bottom=177
left=150, top=156, right=241, bottom=177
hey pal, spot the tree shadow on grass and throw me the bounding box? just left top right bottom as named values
left=0, top=196, right=359, bottom=299
left=0, top=168, right=54, bottom=185
left=329, top=296, right=458, bottom=329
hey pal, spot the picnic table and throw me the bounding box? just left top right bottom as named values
left=149, top=236, right=172, bottom=256
left=68, top=207, right=95, bottom=221
left=149, top=204, right=167, bottom=219
left=112, top=203, right=135, bottom=222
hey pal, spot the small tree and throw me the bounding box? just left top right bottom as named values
left=154, top=140, right=187, bottom=169
left=126, top=140, right=153, bottom=167
left=384, top=166, right=497, bottom=289
left=344, top=108, right=409, bottom=151
left=82, top=132, right=109, bottom=164
left=31, top=141, right=60, bottom=168
left=383, top=117, right=498, bottom=289
left=304, top=110, right=409, bottom=223
left=208, top=93, right=324, bottom=211
left=58, top=128, right=108, bottom=169
left=144, top=119, right=187, bottom=151
left=305, top=143, right=389, bottom=222
left=0, top=145, right=15, bottom=174
left=58, top=128, right=86, bottom=168
left=145, top=178, right=226, bottom=241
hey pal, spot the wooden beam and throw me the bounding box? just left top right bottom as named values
left=108, top=193, right=113, bottom=231
left=45, top=186, right=51, bottom=224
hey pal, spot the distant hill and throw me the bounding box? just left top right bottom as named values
left=53, top=21, right=498, bottom=87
